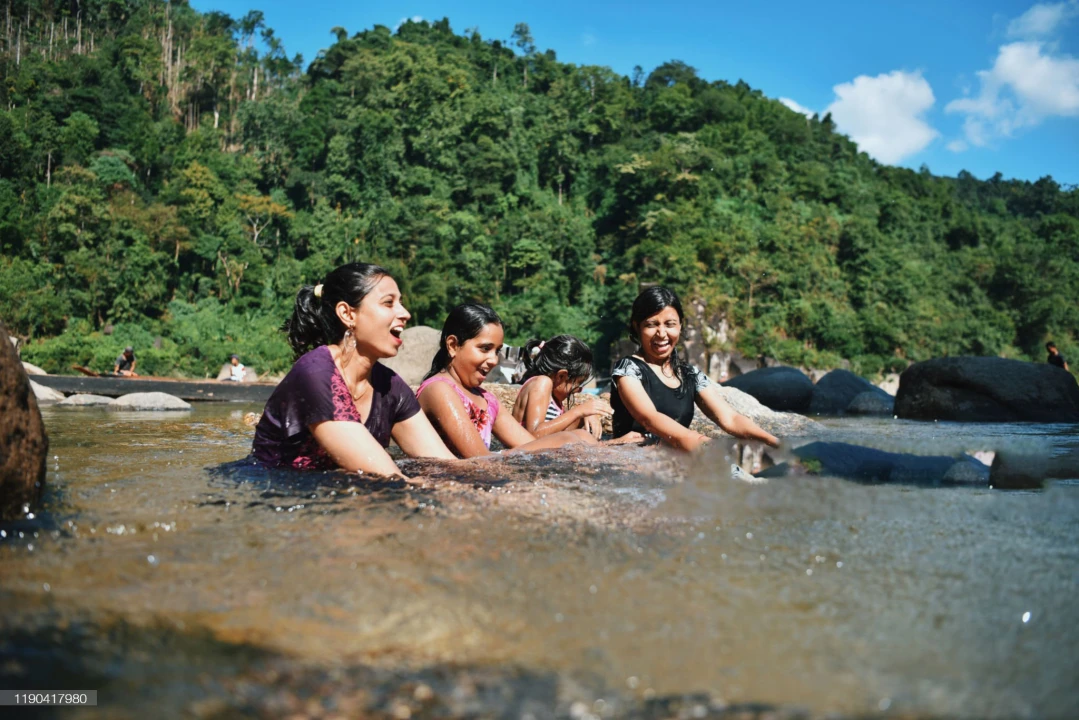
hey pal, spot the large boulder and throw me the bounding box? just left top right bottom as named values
left=379, top=326, right=441, bottom=386
left=877, top=373, right=901, bottom=396
left=895, top=357, right=1079, bottom=422
left=109, top=392, right=191, bottom=411
left=30, top=380, right=66, bottom=405
left=0, top=321, right=48, bottom=520
left=808, top=369, right=894, bottom=416
left=58, top=393, right=114, bottom=407
left=722, top=366, right=813, bottom=413
left=21, top=362, right=47, bottom=376
left=988, top=448, right=1079, bottom=490
left=759, top=441, right=989, bottom=486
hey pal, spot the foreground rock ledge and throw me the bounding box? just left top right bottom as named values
left=0, top=321, right=48, bottom=520
left=895, top=356, right=1079, bottom=423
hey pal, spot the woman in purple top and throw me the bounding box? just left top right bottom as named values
left=252, top=262, right=456, bottom=476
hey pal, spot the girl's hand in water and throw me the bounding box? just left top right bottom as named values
left=583, top=414, right=603, bottom=440
left=571, top=396, right=612, bottom=421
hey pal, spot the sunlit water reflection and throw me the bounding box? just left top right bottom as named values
left=1, top=405, right=1077, bottom=718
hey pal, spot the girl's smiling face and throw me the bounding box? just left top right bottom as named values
left=635, top=305, right=682, bottom=364
left=447, top=322, right=504, bottom=388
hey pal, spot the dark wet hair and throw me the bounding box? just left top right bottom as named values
left=521, top=335, right=594, bottom=384
left=1046, top=342, right=1057, bottom=351
left=629, top=285, right=687, bottom=381
left=285, top=262, right=391, bottom=359
left=424, top=303, right=503, bottom=381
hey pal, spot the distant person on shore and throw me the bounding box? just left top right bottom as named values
left=1046, top=342, right=1069, bottom=371
left=610, top=286, right=779, bottom=450
left=251, top=262, right=457, bottom=476
left=511, top=335, right=609, bottom=439
left=227, top=354, right=247, bottom=382
left=113, top=347, right=138, bottom=377
left=417, top=304, right=595, bottom=457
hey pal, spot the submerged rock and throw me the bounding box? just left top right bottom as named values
left=809, top=369, right=894, bottom=416
left=989, top=448, right=1079, bottom=489
left=722, top=366, right=813, bottom=413
left=29, top=380, right=66, bottom=404
left=109, top=392, right=192, bottom=411
left=58, top=393, right=114, bottom=407
left=0, top=321, right=48, bottom=520
left=895, top=356, right=1079, bottom=422
left=758, top=441, right=989, bottom=486
left=705, top=385, right=820, bottom=436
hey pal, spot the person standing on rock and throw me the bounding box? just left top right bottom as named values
left=1046, top=342, right=1070, bottom=372
left=113, top=347, right=138, bottom=377
left=252, top=262, right=457, bottom=476
left=610, top=286, right=779, bottom=451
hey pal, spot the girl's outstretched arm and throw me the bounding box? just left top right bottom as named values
left=695, top=385, right=779, bottom=447
left=391, top=412, right=458, bottom=460
left=615, top=376, right=708, bottom=451
left=494, top=399, right=593, bottom=451
left=310, top=420, right=405, bottom=476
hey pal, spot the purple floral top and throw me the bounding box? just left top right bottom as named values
left=252, top=346, right=420, bottom=469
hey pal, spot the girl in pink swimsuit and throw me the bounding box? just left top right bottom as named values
left=416, top=304, right=594, bottom=458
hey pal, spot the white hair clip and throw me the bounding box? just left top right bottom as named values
left=313, top=284, right=324, bottom=298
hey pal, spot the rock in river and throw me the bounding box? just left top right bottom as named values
left=109, top=392, right=192, bottom=411
left=30, top=380, right=66, bottom=404
left=808, top=369, right=893, bottom=416
left=722, top=366, right=814, bottom=413
left=895, top=357, right=1079, bottom=422
left=58, top=393, right=114, bottom=407
left=0, top=321, right=48, bottom=520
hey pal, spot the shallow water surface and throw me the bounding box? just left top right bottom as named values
left=1, top=405, right=1077, bottom=719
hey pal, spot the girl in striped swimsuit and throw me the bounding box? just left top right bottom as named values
left=511, top=335, right=610, bottom=439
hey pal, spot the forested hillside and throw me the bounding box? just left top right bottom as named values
left=2, top=0, right=1077, bottom=378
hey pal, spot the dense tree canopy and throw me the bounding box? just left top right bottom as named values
left=1, top=0, right=1076, bottom=378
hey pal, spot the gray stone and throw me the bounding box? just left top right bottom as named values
left=379, top=326, right=441, bottom=386
left=780, top=441, right=986, bottom=486
left=989, top=448, right=1079, bottom=489
left=877, top=373, right=901, bottom=396
left=58, top=393, right=114, bottom=407
left=0, top=320, right=47, bottom=520
left=722, top=366, right=814, bottom=413
left=109, top=392, right=192, bottom=411
left=693, top=385, right=821, bottom=438
left=846, top=390, right=895, bottom=416
left=943, top=457, right=992, bottom=485
left=895, top=356, right=1079, bottom=422
left=809, top=369, right=893, bottom=416
left=30, top=380, right=66, bottom=404
left=21, top=362, right=47, bottom=376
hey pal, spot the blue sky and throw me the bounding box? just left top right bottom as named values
left=190, top=0, right=1079, bottom=185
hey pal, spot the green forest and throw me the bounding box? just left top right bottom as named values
left=1, top=0, right=1077, bottom=379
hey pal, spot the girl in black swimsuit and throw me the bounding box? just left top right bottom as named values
left=610, top=286, right=780, bottom=451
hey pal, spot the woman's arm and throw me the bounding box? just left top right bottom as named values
left=310, top=420, right=404, bottom=476
left=391, top=412, right=458, bottom=460
left=418, top=381, right=495, bottom=458
left=494, top=405, right=593, bottom=452
left=695, top=385, right=779, bottom=447
left=517, top=379, right=609, bottom=437
left=615, top=376, right=708, bottom=451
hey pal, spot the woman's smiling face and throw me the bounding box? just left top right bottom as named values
left=635, top=305, right=682, bottom=364
left=448, top=322, right=504, bottom=388
left=351, top=275, right=410, bottom=359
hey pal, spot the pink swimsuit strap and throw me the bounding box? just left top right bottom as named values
left=416, top=375, right=499, bottom=448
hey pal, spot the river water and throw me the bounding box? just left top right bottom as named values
left=1, top=405, right=1077, bottom=719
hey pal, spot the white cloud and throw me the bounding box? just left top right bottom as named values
left=1006, top=1, right=1078, bottom=37
left=824, top=70, right=940, bottom=164
left=394, top=15, right=425, bottom=31
left=779, top=97, right=814, bottom=118
left=946, top=41, right=1079, bottom=147
left=946, top=139, right=969, bottom=153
